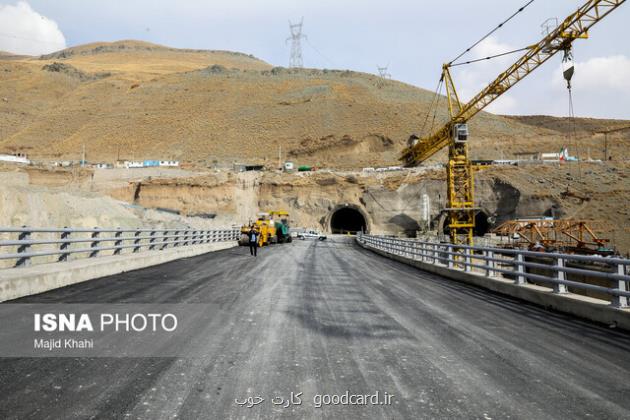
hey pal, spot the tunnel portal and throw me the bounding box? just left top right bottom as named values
left=330, top=207, right=367, bottom=234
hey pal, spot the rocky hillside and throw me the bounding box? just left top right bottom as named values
left=3, top=40, right=626, bottom=169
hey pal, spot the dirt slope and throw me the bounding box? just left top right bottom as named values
left=0, top=40, right=627, bottom=169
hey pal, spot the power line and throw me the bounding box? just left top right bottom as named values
left=305, top=38, right=335, bottom=67
left=449, top=0, right=536, bottom=66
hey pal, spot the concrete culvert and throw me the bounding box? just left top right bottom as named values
left=330, top=207, right=367, bottom=234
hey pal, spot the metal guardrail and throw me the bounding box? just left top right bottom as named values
left=0, top=227, right=241, bottom=269
left=357, top=234, right=630, bottom=308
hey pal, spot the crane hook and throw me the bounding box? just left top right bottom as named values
left=562, top=47, right=575, bottom=90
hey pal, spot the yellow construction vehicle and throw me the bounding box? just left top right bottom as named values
left=239, top=212, right=276, bottom=247
left=400, top=0, right=625, bottom=246
left=239, top=210, right=293, bottom=246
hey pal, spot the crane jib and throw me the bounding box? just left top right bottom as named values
left=399, top=0, right=626, bottom=245
left=401, top=0, right=626, bottom=166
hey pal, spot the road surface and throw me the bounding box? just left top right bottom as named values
left=1, top=237, right=629, bottom=419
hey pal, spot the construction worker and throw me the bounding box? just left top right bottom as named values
left=248, top=226, right=259, bottom=257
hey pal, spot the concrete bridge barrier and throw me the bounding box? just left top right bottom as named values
left=357, top=234, right=630, bottom=331
left=0, top=227, right=240, bottom=302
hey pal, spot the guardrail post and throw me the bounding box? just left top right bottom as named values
left=611, top=263, right=629, bottom=308
left=432, top=243, right=437, bottom=264
left=113, top=228, right=123, bottom=255
left=554, top=257, right=569, bottom=294
left=514, top=253, right=526, bottom=285
left=133, top=229, right=141, bottom=253
left=58, top=227, right=71, bottom=262
left=161, top=230, right=169, bottom=250
left=89, top=227, right=100, bottom=258
left=464, top=248, right=472, bottom=272
left=484, top=250, right=495, bottom=277
left=447, top=246, right=454, bottom=268
left=149, top=230, right=156, bottom=250
left=15, top=226, right=31, bottom=267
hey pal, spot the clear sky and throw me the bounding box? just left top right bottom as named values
left=1, top=0, right=628, bottom=119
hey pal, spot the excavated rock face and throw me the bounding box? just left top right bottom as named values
left=101, top=161, right=630, bottom=252
left=113, top=167, right=566, bottom=237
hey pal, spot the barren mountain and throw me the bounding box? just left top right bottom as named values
left=0, top=40, right=627, bottom=169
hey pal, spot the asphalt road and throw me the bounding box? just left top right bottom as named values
left=1, top=237, right=629, bottom=419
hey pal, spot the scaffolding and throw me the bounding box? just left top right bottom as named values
left=492, top=219, right=614, bottom=255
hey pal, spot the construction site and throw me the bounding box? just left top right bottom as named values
left=0, top=2, right=629, bottom=257
left=1, top=1, right=630, bottom=419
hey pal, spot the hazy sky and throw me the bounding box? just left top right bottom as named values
left=1, top=0, right=628, bottom=119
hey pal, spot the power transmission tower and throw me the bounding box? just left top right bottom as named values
left=287, top=18, right=306, bottom=68
left=377, top=65, right=391, bottom=87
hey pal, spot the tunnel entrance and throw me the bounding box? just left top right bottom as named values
left=330, top=207, right=367, bottom=234
left=474, top=211, right=490, bottom=237
left=439, top=211, right=491, bottom=237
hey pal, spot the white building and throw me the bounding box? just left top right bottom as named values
left=124, top=161, right=144, bottom=168
left=159, top=160, right=180, bottom=167
left=0, top=153, right=30, bottom=164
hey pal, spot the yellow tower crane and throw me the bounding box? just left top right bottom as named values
left=400, top=0, right=626, bottom=245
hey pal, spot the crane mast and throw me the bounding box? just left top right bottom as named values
left=400, top=0, right=626, bottom=245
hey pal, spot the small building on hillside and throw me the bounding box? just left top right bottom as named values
left=234, top=163, right=265, bottom=172
left=0, top=153, right=30, bottom=165
left=124, top=161, right=144, bottom=168
left=159, top=160, right=180, bottom=167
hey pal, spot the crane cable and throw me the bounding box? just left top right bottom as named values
left=419, top=78, right=444, bottom=138
left=448, top=0, right=536, bottom=66
left=567, top=86, right=583, bottom=183
left=449, top=46, right=531, bottom=67
left=430, top=82, right=444, bottom=135
left=419, top=0, right=535, bottom=140
left=562, top=48, right=583, bottom=190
